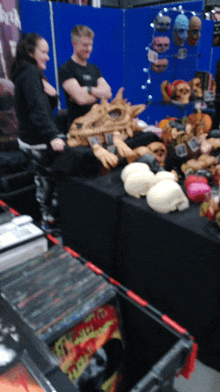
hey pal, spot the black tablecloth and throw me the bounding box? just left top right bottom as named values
left=52, top=131, right=161, bottom=177
left=57, top=169, right=125, bottom=275
left=56, top=158, right=220, bottom=370
left=115, top=195, right=220, bottom=364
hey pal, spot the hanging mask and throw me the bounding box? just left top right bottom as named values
left=152, top=59, right=168, bottom=73
left=175, top=48, right=188, bottom=59
left=154, top=15, right=171, bottom=31
left=153, top=36, right=170, bottom=53
left=187, top=16, right=202, bottom=46
left=173, top=14, right=189, bottom=46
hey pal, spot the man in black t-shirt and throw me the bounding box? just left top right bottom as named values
left=59, top=25, right=112, bottom=129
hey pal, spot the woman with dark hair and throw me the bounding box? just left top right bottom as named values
left=11, top=33, right=65, bottom=232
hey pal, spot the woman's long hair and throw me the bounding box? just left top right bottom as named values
left=11, top=32, right=43, bottom=78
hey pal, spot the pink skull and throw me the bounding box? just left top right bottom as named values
left=153, top=36, right=170, bottom=53
left=152, top=59, right=168, bottom=73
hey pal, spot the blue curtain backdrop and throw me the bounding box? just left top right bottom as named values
left=19, top=0, right=220, bottom=125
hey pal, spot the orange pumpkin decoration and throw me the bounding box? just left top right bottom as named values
left=158, top=116, right=177, bottom=130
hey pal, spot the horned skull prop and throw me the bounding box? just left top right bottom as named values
left=67, top=88, right=146, bottom=169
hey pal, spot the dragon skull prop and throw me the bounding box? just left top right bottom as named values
left=67, top=88, right=146, bottom=169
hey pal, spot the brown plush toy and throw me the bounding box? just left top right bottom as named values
left=200, top=137, right=220, bottom=155
left=187, top=111, right=212, bottom=137
left=181, top=155, right=218, bottom=176
left=126, top=142, right=168, bottom=167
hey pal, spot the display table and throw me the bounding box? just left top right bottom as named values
left=116, top=194, right=220, bottom=364
left=57, top=169, right=126, bottom=275
left=56, top=154, right=220, bottom=370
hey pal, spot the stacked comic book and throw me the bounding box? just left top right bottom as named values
left=0, top=246, right=123, bottom=391
left=0, top=245, right=116, bottom=342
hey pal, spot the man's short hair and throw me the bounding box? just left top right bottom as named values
left=71, top=25, right=94, bottom=42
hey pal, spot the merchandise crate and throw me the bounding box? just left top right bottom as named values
left=0, top=199, right=48, bottom=272
left=0, top=200, right=15, bottom=225
left=0, top=240, right=197, bottom=392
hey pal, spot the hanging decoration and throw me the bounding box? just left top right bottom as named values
left=173, top=14, right=189, bottom=47
left=187, top=16, right=202, bottom=46
left=142, top=5, right=204, bottom=113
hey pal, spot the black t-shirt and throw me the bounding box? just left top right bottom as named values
left=59, top=59, right=102, bottom=128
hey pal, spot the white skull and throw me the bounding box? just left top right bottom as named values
left=155, top=171, right=176, bottom=181
left=121, top=162, right=150, bottom=182
left=124, top=170, right=156, bottom=198
left=146, top=179, right=189, bottom=213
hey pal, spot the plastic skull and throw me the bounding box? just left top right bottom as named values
left=155, top=171, right=176, bottom=182
left=187, top=16, right=202, bottom=46
left=124, top=170, right=156, bottom=198
left=147, top=142, right=167, bottom=167
left=154, top=15, right=171, bottom=31
left=153, top=36, right=170, bottom=53
left=121, top=162, right=150, bottom=182
left=152, top=59, right=168, bottom=73
left=173, top=14, right=189, bottom=46
left=174, top=82, right=191, bottom=104
left=190, top=77, right=203, bottom=98
left=146, top=179, right=189, bottom=213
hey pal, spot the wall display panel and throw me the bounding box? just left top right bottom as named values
left=210, top=46, right=220, bottom=78
left=52, top=3, right=123, bottom=107
left=19, top=1, right=124, bottom=111
left=123, top=1, right=206, bottom=125
left=19, top=0, right=217, bottom=126
left=196, top=18, right=214, bottom=72
left=19, top=0, right=57, bottom=94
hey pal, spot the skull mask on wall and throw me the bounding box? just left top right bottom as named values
left=187, top=16, right=202, bottom=46
left=189, top=77, right=203, bottom=98
left=153, top=36, right=170, bottom=53
left=161, top=80, right=191, bottom=105
left=174, top=81, right=191, bottom=104
left=152, top=59, right=168, bottom=73
left=154, top=15, right=171, bottom=31
left=173, top=14, right=189, bottom=46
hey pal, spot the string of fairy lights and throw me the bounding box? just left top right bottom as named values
left=141, top=5, right=204, bottom=108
